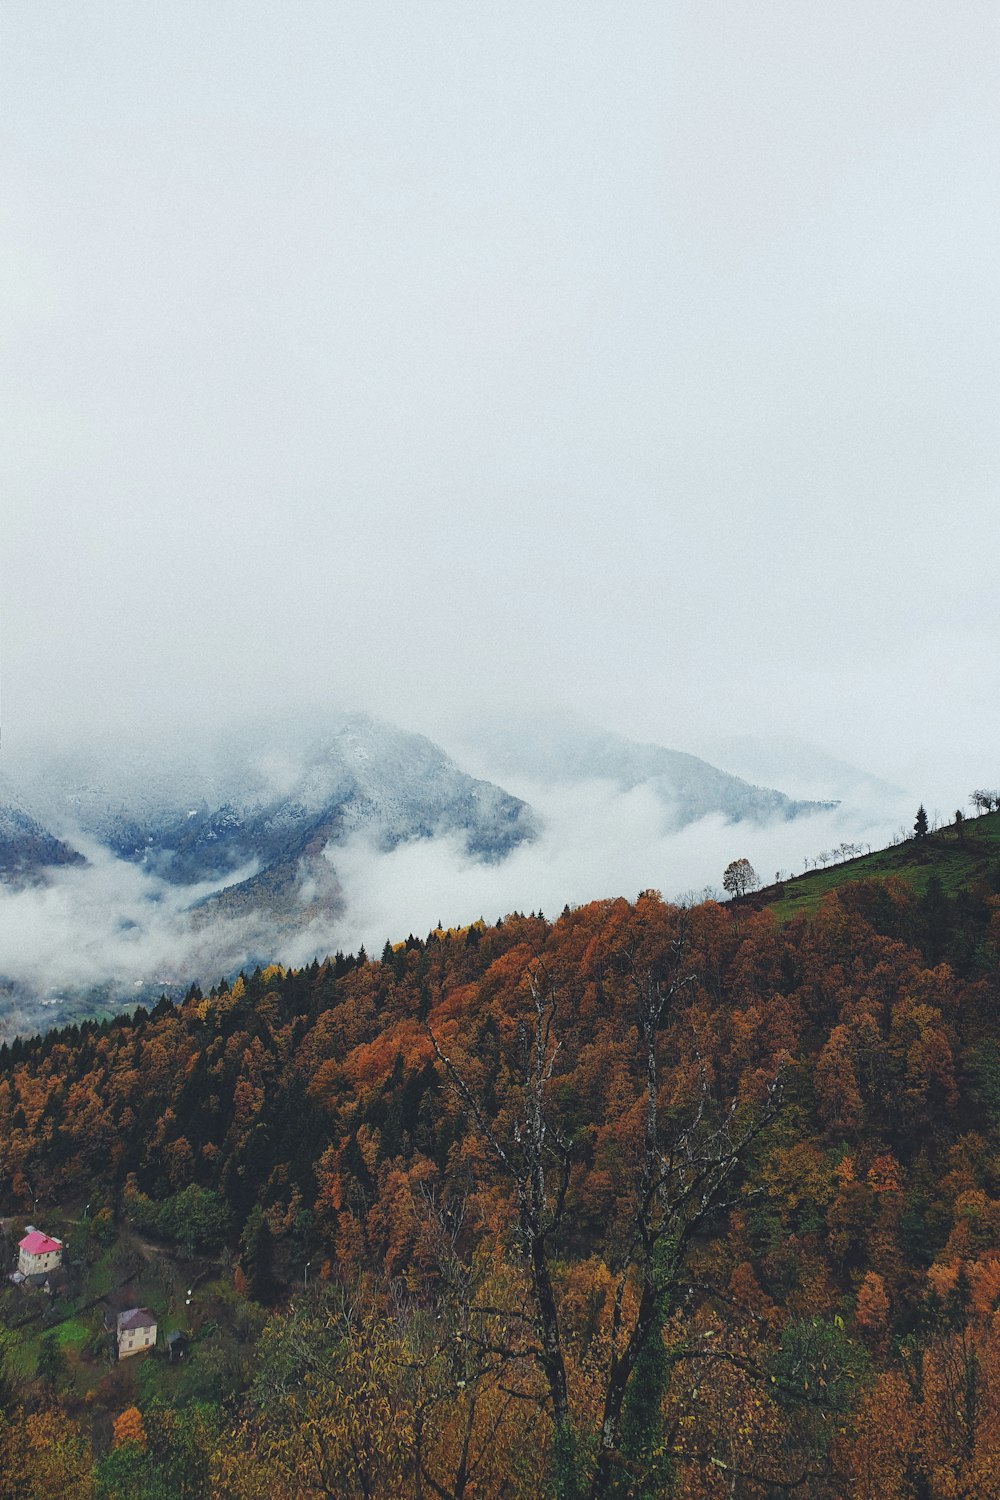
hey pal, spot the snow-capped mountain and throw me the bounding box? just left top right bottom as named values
left=0, top=793, right=85, bottom=882
left=460, top=717, right=836, bottom=828
left=0, top=710, right=847, bottom=1034
left=4, top=714, right=537, bottom=884
left=0, top=714, right=540, bottom=1031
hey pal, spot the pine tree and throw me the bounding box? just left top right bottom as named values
left=35, top=1333, right=65, bottom=1390
left=914, top=804, right=929, bottom=841
left=241, top=1206, right=276, bottom=1304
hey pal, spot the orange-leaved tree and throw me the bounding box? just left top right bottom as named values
left=428, top=898, right=786, bottom=1500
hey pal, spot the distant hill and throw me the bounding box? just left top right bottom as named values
left=695, top=732, right=904, bottom=806
left=463, top=717, right=836, bottom=828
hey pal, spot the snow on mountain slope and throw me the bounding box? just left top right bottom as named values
left=4, top=714, right=537, bottom=885
left=0, top=715, right=539, bottom=1030
left=0, top=782, right=86, bottom=882
left=0, top=711, right=851, bottom=1034
left=459, top=717, right=836, bottom=829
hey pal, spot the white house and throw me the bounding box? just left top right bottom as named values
left=117, top=1307, right=157, bottom=1359
left=17, top=1230, right=63, bottom=1276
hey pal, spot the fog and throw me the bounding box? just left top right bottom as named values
left=328, top=779, right=913, bottom=959
left=0, top=846, right=259, bottom=993
left=2, top=4, right=998, bottom=1013
left=0, top=760, right=914, bottom=1036
left=4, top=4, right=999, bottom=781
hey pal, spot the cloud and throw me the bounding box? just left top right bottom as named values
left=303, top=778, right=913, bottom=958
left=0, top=774, right=913, bottom=1036
left=2, top=4, right=999, bottom=794
left=0, top=840, right=264, bottom=1016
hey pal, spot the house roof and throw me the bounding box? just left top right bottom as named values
left=19, top=1231, right=62, bottom=1255
left=118, top=1307, right=157, bottom=1331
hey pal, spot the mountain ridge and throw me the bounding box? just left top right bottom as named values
left=0, top=711, right=850, bottom=1029
left=458, top=716, right=837, bottom=827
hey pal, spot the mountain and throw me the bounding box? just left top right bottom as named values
left=694, top=732, right=904, bottom=806
left=460, top=716, right=836, bottom=828
left=0, top=714, right=538, bottom=1022
left=0, top=790, right=86, bottom=883
left=9, top=714, right=536, bottom=885
left=0, top=711, right=850, bottom=1027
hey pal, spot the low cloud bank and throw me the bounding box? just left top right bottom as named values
left=0, top=780, right=913, bottom=1035
left=0, top=840, right=266, bottom=1031
left=326, top=778, right=912, bottom=957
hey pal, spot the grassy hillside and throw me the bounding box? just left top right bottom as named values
left=759, top=809, right=1000, bottom=922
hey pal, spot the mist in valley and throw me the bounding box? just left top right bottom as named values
left=2, top=5, right=998, bottom=1029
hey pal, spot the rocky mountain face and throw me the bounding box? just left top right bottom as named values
left=1, top=714, right=538, bottom=888
left=0, top=716, right=839, bottom=895
left=0, top=715, right=540, bottom=1030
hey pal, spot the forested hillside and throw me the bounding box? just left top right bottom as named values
left=2, top=848, right=1000, bottom=1497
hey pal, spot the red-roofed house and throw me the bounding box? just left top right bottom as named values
left=17, top=1230, right=63, bottom=1276
left=117, top=1307, right=157, bottom=1359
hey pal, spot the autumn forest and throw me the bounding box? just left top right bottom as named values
left=3, top=819, right=1000, bottom=1498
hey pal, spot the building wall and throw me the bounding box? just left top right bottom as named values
left=118, top=1326, right=156, bottom=1358
left=17, top=1247, right=62, bottom=1276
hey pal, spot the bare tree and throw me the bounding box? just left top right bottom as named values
left=407, top=1189, right=545, bottom=1500
left=427, top=943, right=784, bottom=1500
left=428, top=971, right=574, bottom=1442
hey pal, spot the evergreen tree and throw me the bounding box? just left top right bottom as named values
left=914, top=804, right=929, bottom=841
left=241, top=1206, right=277, bottom=1305
left=35, top=1332, right=66, bottom=1390
left=919, top=874, right=952, bottom=965
left=0, top=1324, right=17, bottom=1417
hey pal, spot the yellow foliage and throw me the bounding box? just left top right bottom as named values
left=0, top=1409, right=94, bottom=1499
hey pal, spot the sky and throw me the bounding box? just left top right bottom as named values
left=3, top=1, right=999, bottom=806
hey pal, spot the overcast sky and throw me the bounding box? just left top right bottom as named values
left=3, top=2, right=998, bottom=804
